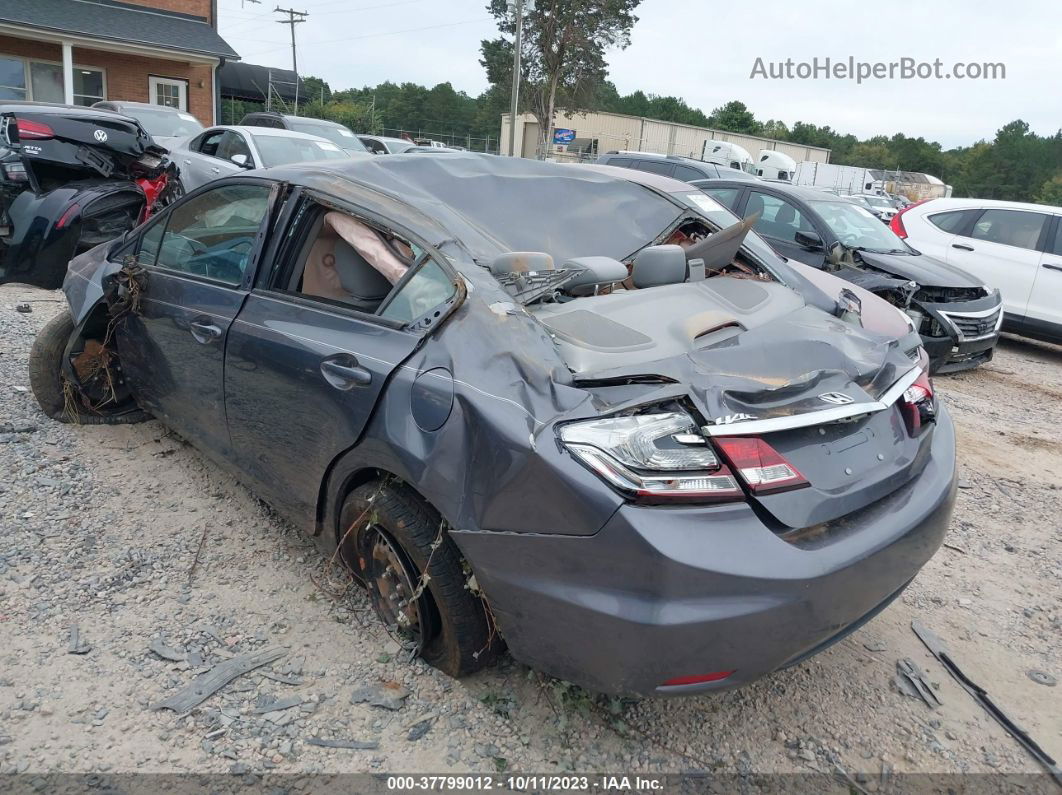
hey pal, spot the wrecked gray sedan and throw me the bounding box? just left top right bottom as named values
left=29, top=154, right=955, bottom=695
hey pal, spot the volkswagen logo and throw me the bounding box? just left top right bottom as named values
left=93, top=129, right=108, bottom=142
left=818, top=392, right=854, bottom=405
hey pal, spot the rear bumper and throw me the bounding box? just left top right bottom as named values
left=453, top=406, right=956, bottom=696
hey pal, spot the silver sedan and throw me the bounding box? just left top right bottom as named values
left=170, top=125, right=359, bottom=191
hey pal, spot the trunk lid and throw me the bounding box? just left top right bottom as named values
left=1, top=105, right=155, bottom=179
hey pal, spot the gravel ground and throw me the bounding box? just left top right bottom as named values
left=1, top=283, right=1059, bottom=782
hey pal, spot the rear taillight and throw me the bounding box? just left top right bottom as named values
left=900, top=369, right=935, bottom=435
left=661, top=670, right=735, bottom=687
left=55, top=203, right=80, bottom=230
left=890, top=198, right=930, bottom=238
left=1, top=161, right=27, bottom=182
left=712, top=437, right=809, bottom=495
left=16, top=119, right=54, bottom=140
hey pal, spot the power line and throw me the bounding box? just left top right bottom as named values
left=274, top=6, right=308, bottom=112
left=238, top=17, right=491, bottom=58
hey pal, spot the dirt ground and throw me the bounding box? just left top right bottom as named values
left=1, top=283, right=1059, bottom=784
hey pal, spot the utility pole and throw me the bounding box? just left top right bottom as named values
left=507, top=0, right=524, bottom=157
left=275, top=6, right=307, bottom=115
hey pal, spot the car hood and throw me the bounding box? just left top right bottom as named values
left=856, top=249, right=984, bottom=289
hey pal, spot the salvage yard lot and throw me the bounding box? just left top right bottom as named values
left=1, top=283, right=1059, bottom=779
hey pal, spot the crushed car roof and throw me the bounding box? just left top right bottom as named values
left=266, top=153, right=688, bottom=265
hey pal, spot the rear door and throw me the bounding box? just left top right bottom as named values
left=946, top=208, right=1049, bottom=321
left=180, top=129, right=243, bottom=190
left=224, top=193, right=462, bottom=519
left=117, top=180, right=274, bottom=457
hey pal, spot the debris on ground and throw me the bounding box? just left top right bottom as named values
left=893, top=657, right=942, bottom=708
left=350, top=682, right=409, bottom=711
left=149, top=635, right=188, bottom=662
left=67, top=625, right=91, bottom=655
left=912, top=619, right=1062, bottom=784
left=1026, top=670, right=1056, bottom=687
left=150, top=647, right=288, bottom=713
left=305, top=738, right=380, bottom=750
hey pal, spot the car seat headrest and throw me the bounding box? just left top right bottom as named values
left=332, top=239, right=392, bottom=300
left=561, top=256, right=629, bottom=294
left=489, top=251, right=555, bottom=277
left=631, top=245, right=687, bottom=288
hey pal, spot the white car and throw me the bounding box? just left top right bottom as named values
left=357, top=135, right=419, bottom=154
left=171, top=125, right=357, bottom=192
left=848, top=194, right=898, bottom=222
left=892, top=198, right=1062, bottom=344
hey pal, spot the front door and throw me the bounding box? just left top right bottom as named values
left=742, top=189, right=824, bottom=266
left=116, top=180, right=274, bottom=456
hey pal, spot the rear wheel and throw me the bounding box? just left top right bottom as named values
left=339, top=481, right=500, bottom=677
left=28, top=312, right=147, bottom=425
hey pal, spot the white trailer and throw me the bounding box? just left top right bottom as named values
left=793, top=162, right=883, bottom=194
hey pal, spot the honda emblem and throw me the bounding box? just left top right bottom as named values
left=818, top=392, right=854, bottom=405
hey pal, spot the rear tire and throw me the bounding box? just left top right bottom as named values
left=340, top=481, right=501, bottom=678
left=28, top=312, right=147, bottom=425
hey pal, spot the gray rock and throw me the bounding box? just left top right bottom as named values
left=350, top=683, right=409, bottom=711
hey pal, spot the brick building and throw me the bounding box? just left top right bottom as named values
left=0, top=0, right=238, bottom=125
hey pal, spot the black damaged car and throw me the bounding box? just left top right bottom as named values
left=696, top=180, right=1004, bottom=373
left=0, top=101, right=177, bottom=289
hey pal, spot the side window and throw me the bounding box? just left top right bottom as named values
left=154, top=183, right=271, bottom=284
left=217, top=131, right=253, bottom=166
left=671, top=164, right=706, bottom=182
left=635, top=160, right=674, bottom=177
left=970, top=210, right=1047, bottom=250
left=379, top=259, right=457, bottom=325
left=929, top=209, right=974, bottom=234
left=362, top=138, right=387, bottom=155
left=703, top=187, right=741, bottom=209
left=196, top=130, right=226, bottom=157
left=605, top=157, right=632, bottom=167
left=285, top=205, right=454, bottom=324
left=745, top=191, right=812, bottom=243
left=135, top=213, right=167, bottom=267
left=1051, top=220, right=1062, bottom=256
left=730, top=161, right=741, bottom=170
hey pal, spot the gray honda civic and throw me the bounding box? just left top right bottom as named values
left=30, top=154, right=955, bottom=696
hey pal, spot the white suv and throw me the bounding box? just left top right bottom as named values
left=892, top=198, right=1062, bottom=344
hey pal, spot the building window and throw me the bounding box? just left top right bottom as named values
left=74, top=69, right=104, bottom=105
left=0, top=56, right=26, bottom=99
left=0, top=54, right=104, bottom=106
left=149, top=76, right=188, bottom=111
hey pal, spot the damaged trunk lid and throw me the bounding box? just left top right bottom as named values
left=534, top=277, right=929, bottom=529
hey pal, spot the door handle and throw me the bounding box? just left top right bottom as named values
left=182, top=159, right=191, bottom=165
left=320, top=356, right=372, bottom=390
left=210, top=167, right=220, bottom=174
left=951, top=243, right=974, bottom=252
left=189, top=318, right=223, bottom=344
left=1043, top=262, right=1062, bottom=272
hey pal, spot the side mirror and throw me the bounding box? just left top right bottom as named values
left=795, top=230, right=823, bottom=250
left=230, top=153, right=251, bottom=168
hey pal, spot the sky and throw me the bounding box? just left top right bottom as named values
left=217, top=0, right=1062, bottom=149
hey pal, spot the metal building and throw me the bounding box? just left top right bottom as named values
left=500, top=110, right=831, bottom=165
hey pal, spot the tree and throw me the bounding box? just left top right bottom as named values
left=708, top=100, right=761, bottom=135
left=1036, top=174, right=1062, bottom=205
left=483, top=0, right=641, bottom=150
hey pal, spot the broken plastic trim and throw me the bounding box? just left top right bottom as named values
left=702, top=366, right=923, bottom=437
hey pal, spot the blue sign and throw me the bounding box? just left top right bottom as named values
left=553, top=128, right=576, bottom=144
